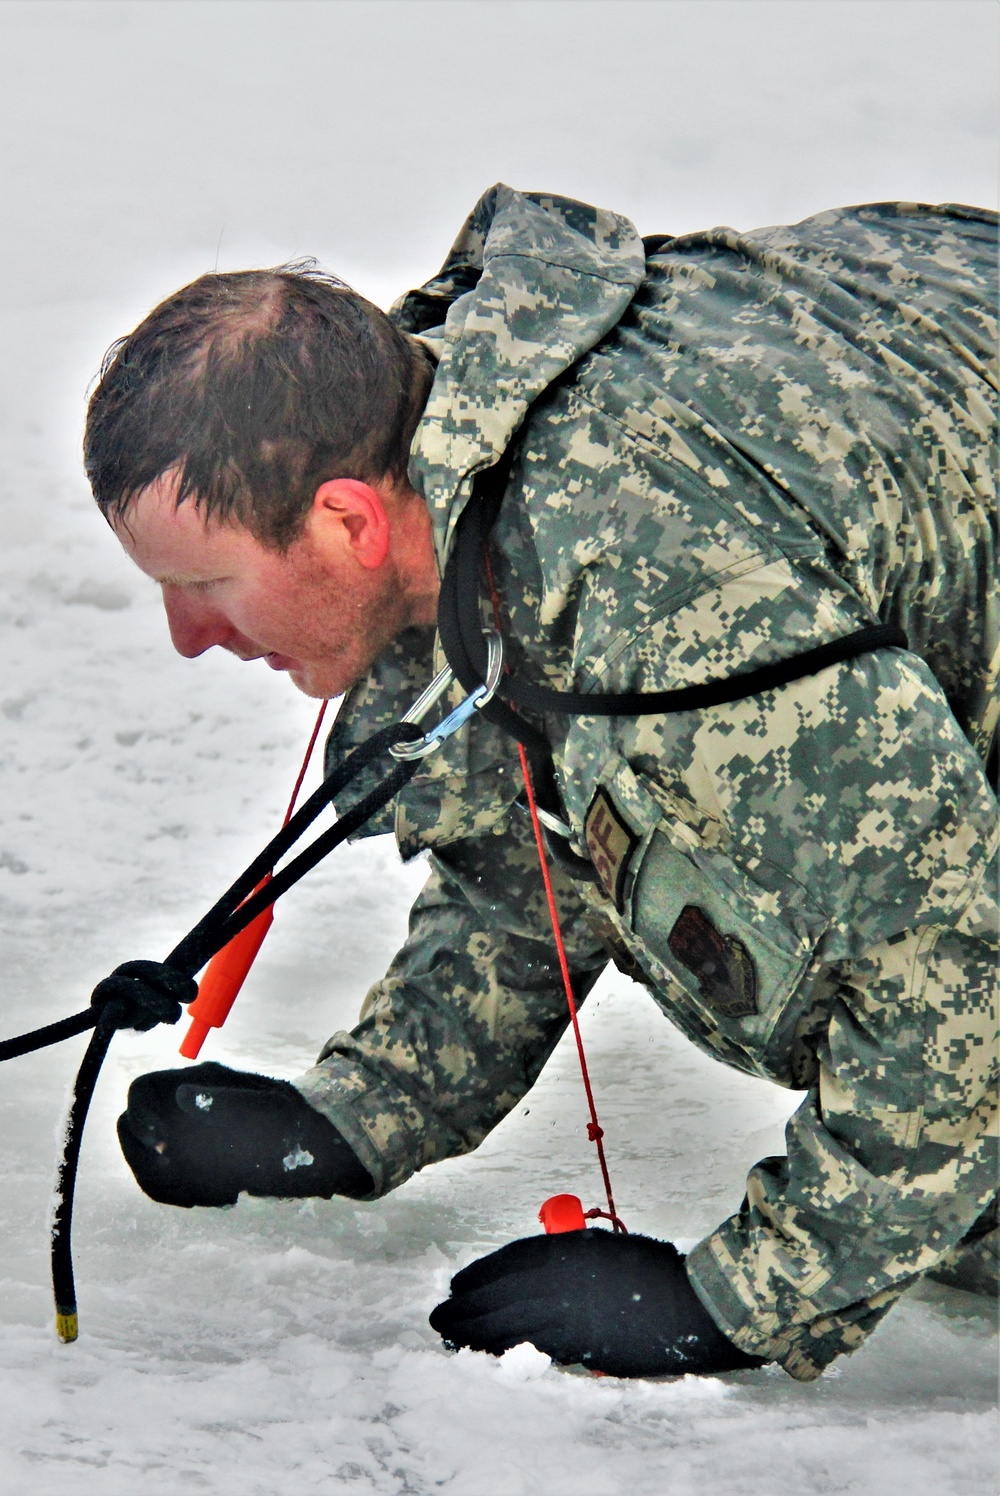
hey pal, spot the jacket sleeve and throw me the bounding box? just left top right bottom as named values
left=294, top=809, right=608, bottom=1197
left=620, top=640, right=1000, bottom=1381
left=575, top=629, right=999, bottom=1379
left=686, top=896, right=998, bottom=1381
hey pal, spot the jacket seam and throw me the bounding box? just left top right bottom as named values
left=480, top=247, right=643, bottom=290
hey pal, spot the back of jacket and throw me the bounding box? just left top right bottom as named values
left=322, top=188, right=996, bottom=1076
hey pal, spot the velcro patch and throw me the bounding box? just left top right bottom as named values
left=585, top=787, right=640, bottom=911
left=667, top=905, right=758, bottom=1018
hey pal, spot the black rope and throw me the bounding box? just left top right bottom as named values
left=168, top=724, right=422, bottom=977
left=438, top=449, right=549, bottom=753
left=2, top=723, right=421, bottom=1063
left=0, top=717, right=421, bottom=1341
left=51, top=1010, right=119, bottom=1340
left=0, top=1009, right=98, bottom=1064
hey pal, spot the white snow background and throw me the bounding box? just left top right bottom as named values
left=0, top=2, right=996, bottom=1492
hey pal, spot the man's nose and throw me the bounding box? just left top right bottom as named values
left=161, top=585, right=234, bottom=658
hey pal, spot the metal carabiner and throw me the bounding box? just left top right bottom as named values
left=389, top=631, right=505, bottom=761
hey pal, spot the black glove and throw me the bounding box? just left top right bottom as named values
left=430, top=1229, right=769, bottom=1378
left=117, top=1061, right=373, bottom=1207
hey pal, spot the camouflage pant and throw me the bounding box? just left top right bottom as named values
left=929, top=1195, right=998, bottom=1296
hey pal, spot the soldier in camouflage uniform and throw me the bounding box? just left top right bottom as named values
left=99, top=187, right=997, bottom=1381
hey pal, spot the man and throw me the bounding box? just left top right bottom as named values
left=88, top=187, right=998, bottom=1382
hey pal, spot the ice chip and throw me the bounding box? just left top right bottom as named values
left=497, top=1342, right=551, bottom=1381
left=282, top=1146, right=314, bottom=1171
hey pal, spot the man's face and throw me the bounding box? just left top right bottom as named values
left=114, top=475, right=409, bottom=698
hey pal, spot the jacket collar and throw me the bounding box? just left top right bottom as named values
left=390, top=184, right=645, bottom=569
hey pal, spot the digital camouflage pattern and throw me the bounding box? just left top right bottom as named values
left=294, top=187, right=998, bottom=1380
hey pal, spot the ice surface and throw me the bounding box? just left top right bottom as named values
left=0, top=3, right=996, bottom=1492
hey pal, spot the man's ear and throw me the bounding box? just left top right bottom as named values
left=310, top=479, right=391, bottom=570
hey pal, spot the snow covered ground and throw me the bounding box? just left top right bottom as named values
left=0, top=3, right=996, bottom=1491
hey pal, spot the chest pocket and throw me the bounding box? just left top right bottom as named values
left=584, top=755, right=824, bottom=1065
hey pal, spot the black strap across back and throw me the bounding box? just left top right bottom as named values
left=437, top=437, right=908, bottom=749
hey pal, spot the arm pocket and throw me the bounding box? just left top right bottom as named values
left=587, top=755, right=824, bottom=1067
left=632, top=828, right=813, bottom=1049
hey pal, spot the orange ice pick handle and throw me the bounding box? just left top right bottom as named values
left=179, top=879, right=273, bottom=1059
left=177, top=697, right=330, bottom=1061
left=538, top=1194, right=587, bottom=1233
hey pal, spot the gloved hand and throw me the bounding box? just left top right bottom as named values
left=430, top=1228, right=769, bottom=1378
left=118, top=1061, right=373, bottom=1207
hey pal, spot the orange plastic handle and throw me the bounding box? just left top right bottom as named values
left=179, top=878, right=273, bottom=1059
left=538, top=1194, right=587, bottom=1233
left=177, top=699, right=330, bottom=1062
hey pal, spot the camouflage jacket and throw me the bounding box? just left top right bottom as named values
left=296, top=187, right=999, bottom=1380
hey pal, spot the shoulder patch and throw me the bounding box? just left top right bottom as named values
left=585, top=787, right=640, bottom=911
left=667, top=905, right=758, bottom=1019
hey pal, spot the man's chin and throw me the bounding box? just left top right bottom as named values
left=267, top=636, right=392, bottom=700
left=287, top=666, right=336, bottom=700
left=284, top=660, right=365, bottom=700
left=260, top=651, right=337, bottom=698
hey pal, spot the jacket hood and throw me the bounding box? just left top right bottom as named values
left=389, top=184, right=645, bottom=567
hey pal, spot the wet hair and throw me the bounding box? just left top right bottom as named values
left=84, top=262, right=433, bottom=549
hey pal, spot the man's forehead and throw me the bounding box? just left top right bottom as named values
left=114, top=475, right=254, bottom=576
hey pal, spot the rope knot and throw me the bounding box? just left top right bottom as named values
left=586, top=1122, right=604, bottom=1141
left=90, top=960, right=195, bottom=1032
left=584, top=1207, right=628, bottom=1234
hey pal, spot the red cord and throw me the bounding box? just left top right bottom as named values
left=292, top=696, right=625, bottom=1227
left=295, top=698, right=625, bottom=1230
left=482, top=552, right=625, bottom=1232
left=515, top=744, right=625, bottom=1232
left=284, top=699, right=330, bottom=824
